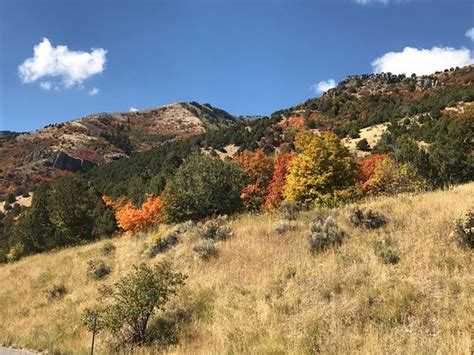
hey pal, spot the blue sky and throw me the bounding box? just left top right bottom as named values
left=0, top=0, right=473, bottom=132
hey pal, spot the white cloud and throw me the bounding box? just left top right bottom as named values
left=129, top=107, right=139, bottom=112
left=466, top=27, right=474, bottom=41
left=88, top=87, right=100, bottom=96
left=18, top=38, right=107, bottom=89
left=39, top=81, right=52, bottom=91
left=371, top=46, right=474, bottom=75
left=312, top=79, right=336, bottom=94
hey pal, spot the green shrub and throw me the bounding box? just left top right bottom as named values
left=46, top=283, right=68, bottom=300
left=349, top=207, right=387, bottom=229
left=193, top=240, right=217, bottom=260
left=308, top=215, right=345, bottom=254
left=84, top=262, right=186, bottom=345
left=450, top=209, right=473, bottom=249
left=6, top=243, right=25, bottom=263
left=348, top=129, right=360, bottom=139
left=87, top=259, right=112, bottom=280
left=197, top=217, right=232, bottom=241
left=6, top=193, right=15, bottom=204
left=373, top=237, right=400, bottom=264
left=162, top=153, right=245, bottom=222
left=356, top=138, right=371, bottom=151
left=280, top=200, right=299, bottom=221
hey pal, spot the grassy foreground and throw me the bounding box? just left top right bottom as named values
left=0, top=184, right=473, bottom=354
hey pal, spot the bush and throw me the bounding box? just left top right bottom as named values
left=101, top=241, right=116, bottom=256
left=6, top=193, right=15, bottom=204
left=144, top=221, right=194, bottom=258
left=145, top=231, right=179, bottom=258
left=356, top=138, right=371, bottom=151
left=373, top=237, right=400, bottom=264
left=348, top=129, right=360, bottom=139
left=84, top=262, right=186, bottom=345
left=162, top=154, right=245, bottom=222
left=108, top=194, right=162, bottom=234
left=450, top=209, right=473, bottom=249
left=280, top=200, right=299, bottom=221
left=197, top=217, right=232, bottom=241
left=6, top=243, right=25, bottom=263
left=348, top=207, right=387, bottom=229
left=308, top=215, right=345, bottom=254
left=87, top=259, right=112, bottom=280
left=193, top=240, right=217, bottom=260
left=273, top=220, right=296, bottom=234
left=46, top=283, right=68, bottom=300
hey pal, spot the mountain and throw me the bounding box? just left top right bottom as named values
left=84, top=65, right=473, bottom=200
left=0, top=102, right=240, bottom=195
left=2, top=65, right=472, bottom=199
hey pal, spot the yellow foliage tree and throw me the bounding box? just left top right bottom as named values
left=284, top=130, right=357, bottom=206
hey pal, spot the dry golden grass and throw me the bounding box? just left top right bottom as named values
left=342, top=123, right=388, bottom=157
left=0, top=183, right=473, bottom=354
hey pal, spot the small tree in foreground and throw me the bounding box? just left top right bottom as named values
left=84, top=262, right=186, bottom=345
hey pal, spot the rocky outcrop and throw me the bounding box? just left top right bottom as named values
left=25, top=151, right=96, bottom=173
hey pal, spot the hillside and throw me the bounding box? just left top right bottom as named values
left=278, top=65, right=473, bottom=151
left=0, top=184, right=472, bottom=354
left=0, top=102, right=240, bottom=195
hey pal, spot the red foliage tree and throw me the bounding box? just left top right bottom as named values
left=357, top=154, right=389, bottom=185
left=264, top=151, right=296, bottom=210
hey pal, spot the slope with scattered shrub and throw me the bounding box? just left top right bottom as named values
left=0, top=183, right=472, bottom=354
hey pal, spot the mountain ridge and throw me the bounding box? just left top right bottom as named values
left=0, top=101, right=241, bottom=195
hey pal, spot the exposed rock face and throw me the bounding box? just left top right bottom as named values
left=52, top=152, right=96, bottom=172
left=25, top=151, right=96, bottom=173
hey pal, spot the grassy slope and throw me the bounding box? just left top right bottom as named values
left=0, top=184, right=473, bottom=354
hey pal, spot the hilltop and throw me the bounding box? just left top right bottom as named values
left=0, top=102, right=240, bottom=195
left=0, top=183, right=472, bottom=353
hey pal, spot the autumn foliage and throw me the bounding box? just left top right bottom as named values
left=235, top=149, right=275, bottom=210
left=358, top=155, right=426, bottom=195
left=264, top=151, right=296, bottom=210
left=357, top=154, right=389, bottom=187
left=284, top=130, right=357, bottom=206
left=103, top=194, right=162, bottom=233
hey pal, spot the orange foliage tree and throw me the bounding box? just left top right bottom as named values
left=234, top=149, right=275, bottom=210
left=264, top=151, right=296, bottom=210
left=103, top=194, right=162, bottom=234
